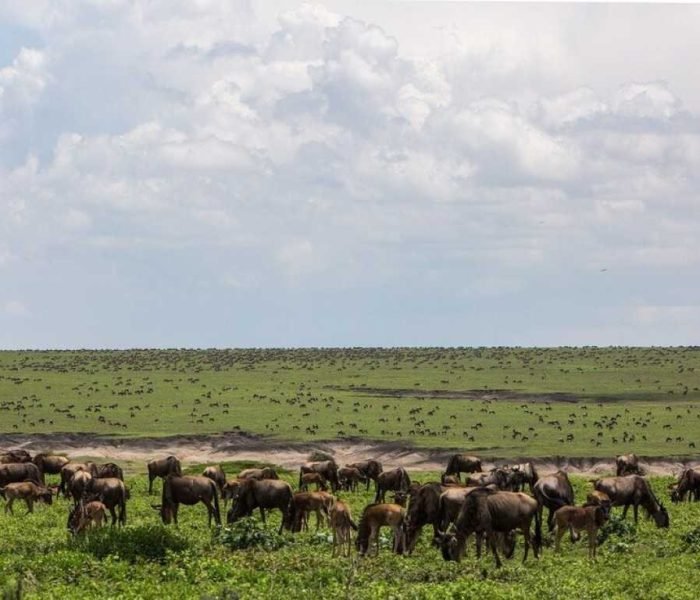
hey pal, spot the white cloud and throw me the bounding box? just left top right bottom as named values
left=2, top=300, right=30, bottom=317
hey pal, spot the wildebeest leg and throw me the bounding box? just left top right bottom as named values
left=554, top=524, right=565, bottom=553
left=173, top=504, right=179, bottom=526
left=522, top=526, right=531, bottom=562
left=148, top=473, right=155, bottom=495
left=547, top=508, right=555, bottom=531
left=489, top=534, right=502, bottom=568
left=5, top=498, right=13, bottom=515
left=315, top=508, right=323, bottom=530
left=110, top=506, right=117, bottom=526
left=621, top=504, right=629, bottom=520
left=588, top=527, right=596, bottom=559
left=372, top=525, right=380, bottom=556
left=26, top=498, right=34, bottom=514
left=259, top=507, right=266, bottom=524
left=633, top=503, right=639, bottom=524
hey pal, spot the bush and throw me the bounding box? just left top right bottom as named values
left=680, top=526, right=700, bottom=552
left=74, top=525, right=191, bottom=562
left=597, top=514, right=637, bottom=553
left=218, top=518, right=289, bottom=551
left=307, top=451, right=335, bottom=463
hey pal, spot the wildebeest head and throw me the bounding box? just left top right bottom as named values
left=435, top=529, right=460, bottom=561
left=653, top=504, right=670, bottom=528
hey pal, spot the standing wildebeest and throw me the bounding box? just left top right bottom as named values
left=346, top=460, right=383, bottom=491
left=0, top=450, right=32, bottom=464
left=59, top=462, right=97, bottom=497
left=238, top=467, right=279, bottom=480
left=147, top=456, right=182, bottom=494
left=356, top=503, right=407, bottom=556
left=68, top=500, right=107, bottom=535
left=438, top=486, right=478, bottom=531
left=0, top=481, right=53, bottom=514
left=203, top=465, right=226, bottom=493
left=95, top=463, right=124, bottom=481
left=0, top=462, right=42, bottom=487
left=533, top=470, right=575, bottom=531
left=300, top=472, right=328, bottom=492
left=405, top=482, right=449, bottom=554
left=375, top=467, right=411, bottom=503
left=285, top=491, right=332, bottom=532
left=670, top=468, right=700, bottom=502
left=616, top=454, right=642, bottom=476
left=465, top=468, right=510, bottom=490
left=153, top=475, right=220, bottom=526
left=437, top=488, right=541, bottom=567
left=507, top=462, right=539, bottom=493
left=593, top=475, right=669, bottom=527
left=443, top=454, right=482, bottom=481
left=227, top=478, right=293, bottom=533
left=299, top=461, right=340, bottom=492
left=553, top=503, right=609, bottom=559
left=33, top=454, right=70, bottom=481
left=85, top=477, right=127, bottom=526
left=69, top=471, right=93, bottom=504
left=330, top=499, right=357, bottom=556
left=338, top=466, right=366, bottom=492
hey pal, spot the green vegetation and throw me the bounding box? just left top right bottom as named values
left=0, top=466, right=699, bottom=599
left=1, top=348, right=700, bottom=456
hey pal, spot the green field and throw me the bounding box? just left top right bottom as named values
left=1, top=464, right=699, bottom=599
left=1, top=348, right=699, bottom=457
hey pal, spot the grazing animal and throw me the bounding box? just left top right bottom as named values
left=95, top=463, right=124, bottom=481
left=285, top=492, right=332, bottom=532
left=153, top=475, right=221, bottom=526
left=616, top=454, right=642, bottom=477
left=59, top=462, right=97, bottom=497
left=439, top=486, right=478, bottom=531
left=299, top=461, right=340, bottom=492
left=443, top=455, right=482, bottom=481
left=203, top=465, right=226, bottom=493
left=586, top=490, right=612, bottom=509
left=238, top=467, right=279, bottom=480
left=85, top=477, right=127, bottom=526
left=670, top=468, right=700, bottom=502
left=147, top=456, right=182, bottom=494
left=227, top=478, right=293, bottom=533
left=375, top=467, right=411, bottom=503
left=437, top=488, right=541, bottom=568
left=338, top=466, right=366, bottom=492
left=508, top=462, right=539, bottom=493
left=346, top=460, right=383, bottom=491
left=300, top=472, right=328, bottom=492
left=465, top=468, right=510, bottom=490
left=0, top=450, right=32, bottom=464
left=0, top=462, right=43, bottom=488
left=356, top=503, right=407, bottom=556
left=69, top=471, right=93, bottom=504
left=440, top=474, right=460, bottom=485
left=593, top=475, right=669, bottom=527
left=405, top=482, right=449, bottom=554
left=330, top=499, right=358, bottom=556
left=68, top=500, right=107, bottom=535
left=533, top=470, right=575, bottom=531
left=0, top=481, right=53, bottom=514
left=222, top=479, right=242, bottom=507
left=553, top=503, right=609, bottom=559
left=32, top=454, right=70, bottom=480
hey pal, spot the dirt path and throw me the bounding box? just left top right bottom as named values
left=1, top=433, right=697, bottom=476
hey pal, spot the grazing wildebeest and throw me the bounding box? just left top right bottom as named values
left=33, top=454, right=70, bottom=481
left=593, top=475, right=669, bottom=527
left=533, top=470, right=575, bottom=531
left=147, top=456, right=182, bottom=494
left=440, top=474, right=460, bottom=485
left=443, top=454, right=482, bottom=481
left=553, top=503, right=609, bottom=559
left=616, top=454, right=642, bottom=476
left=0, top=462, right=43, bottom=487
left=586, top=490, right=612, bottom=509
left=356, top=503, right=407, bottom=556
left=68, top=500, right=107, bottom=535
left=59, top=462, right=97, bottom=497
left=0, top=450, right=32, bottom=464
left=405, top=482, right=448, bottom=554
left=69, top=471, right=93, bottom=504
left=338, top=466, right=366, bottom=492
left=346, top=460, right=383, bottom=491
left=203, top=465, right=226, bottom=493
left=95, top=463, right=124, bottom=481
left=508, top=462, right=539, bottom=493
left=438, top=486, right=478, bottom=531
left=0, top=481, right=53, bottom=514
left=465, top=468, right=510, bottom=490
left=670, top=468, right=700, bottom=502
left=330, top=499, right=357, bottom=556
left=222, top=479, right=242, bottom=507
left=299, top=461, right=340, bottom=492
left=300, top=472, right=328, bottom=492
left=374, top=467, right=411, bottom=503
left=153, top=475, right=221, bottom=526
left=285, top=492, right=332, bottom=532
left=437, top=488, right=541, bottom=567
left=238, top=467, right=279, bottom=480
left=226, top=478, right=293, bottom=533
left=85, top=477, right=127, bottom=526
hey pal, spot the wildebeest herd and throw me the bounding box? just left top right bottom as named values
left=0, top=448, right=696, bottom=565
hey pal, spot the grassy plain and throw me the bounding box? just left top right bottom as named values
left=1, top=464, right=699, bottom=599
left=1, top=347, right=700, bottom=457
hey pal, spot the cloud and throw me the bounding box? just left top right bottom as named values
left=2, top=300, right=29, bottom=317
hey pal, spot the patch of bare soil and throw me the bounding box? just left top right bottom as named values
left=326, top=386, right=581, bottom=403
left=2, top=432, right=698, bottom=477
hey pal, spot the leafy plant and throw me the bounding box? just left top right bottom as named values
left=218, top=518, right=290, bottom=551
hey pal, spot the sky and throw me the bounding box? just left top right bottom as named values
left=0, top=1, right=699, bottom=349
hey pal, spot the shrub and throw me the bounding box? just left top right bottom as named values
left=307, top=451, right=335, bottom=463
left=218, top=518, right=289, bottom=551
left=680, top=526, right=700, bottom=552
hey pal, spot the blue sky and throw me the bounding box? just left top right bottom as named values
left=1, top=1, right=699, bottom=348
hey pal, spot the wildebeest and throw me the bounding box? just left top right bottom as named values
left=356, top=503, right=407, bottom=556
left=405, top=482, right=448, bottom=554
left=203, top=465, right=226, bottom=493
left=147, top=456, right=182, bottom=494
left=438, top=486, right=478, bottom=531
left=330, top=499, right=357, bottom=556
left=0, top=481, right=53, bottom=514
left=533, top=470, right=575, bottom=531
left=437, top=488, right=541, bottom=567
left=586, top=490, right=612, bottom=509
left=553, top=503, right=609, bottom=559
left=33, top=454, right=70, bottom=480
left=222, top=479, right=242, bottom=507
left=299, top=472, right=328, bottom=492
left=670, top=468, right=700, bottom=502
left=68, top=500, right=107, bottom=535
left=507, top=462, right=539, bottom=493
left=593, top=475, right=669, bottom=527
left=95, top=463, right=124, bottom=481
left=443, top=454, right=482, bottom=481
left=346, top=460, right=383, bottom=491
left=299, top=461, right=340, bottom=492
left=69, top=470, right=93, bottom=504
left=338, top=466, right=366, bottom=492
left=285, top=491, right=332, bottom=532
left=374, top=467, right=411, bottom=502
left=226, top=478, right=293, bottom=533
left=238, top=467, right=279, bottom=480
left=153, top=475, right=221, bottom=526
left=0, top=449, right=32, bottom=464
left=59, top=462, right=97, bottom=497
left=616, top=453, right=642, bottom=476
left=0, top=462, right=43, bottom=487
left=85, top=477, right=127, bottom=526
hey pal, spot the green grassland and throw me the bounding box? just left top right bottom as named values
left=1, top=347, right=700, bottom=457
left=1, top=464, right=699, bottom=599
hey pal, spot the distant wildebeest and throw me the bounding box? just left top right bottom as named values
left=338, top=466, right=366, bottom=492
left=0, top=450, right=32, bottom=464
left=203, top=465, right=226, bottom=493
left=226, top=478, right=293, bottom=533
left=152, top=475, right=220, bottom=526
left=533, top=470, right=576, bottom=531
left=285, top=491, right=332, bottom=532
left=670, top=468, right=700, bottom=502
left=299, top=461, right=339, bottom=492
left=507, top=462, right=539, bottom=493
left=59, top=462, right=97, bottom=497
left=593, top=475, right=669, bottom=527
left=95, top=463, right=124, bottom=481
left=616, top=454, right=642, bottom=476
left=238, top=467, right=279, bottom=481
left=443, top=454, right=482, bottom=481
left=300, top=472, right=328, bottom=492
left=147, top=456, right=182, bottom=494
left=330, top=499, right=358, bottom=556
left=437, top=488, right=541, bottom=567
left=33, top=454, right=70, bottom=480
left=375, top=467, right=411, bottom=503
left=0, top=462, right=43, bottom=488
left=0, top=481, right=53, bottom=514
left=346, top=460, right=383, bottom=491
left=68, top=500, right=107, bottom=535
left=85, top=477, right=127, bottom=526
left=356, top=503, right=407, bottom=556
left=553, top=503, right=609, bottom=559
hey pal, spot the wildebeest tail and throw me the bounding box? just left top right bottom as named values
left=534, top=505, right=542, bottom=549
left=212, top=480, right=221, bottom=525
left=298, top=469, right=304, bottom=490
left=347, top=514, right=358, bottom=531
